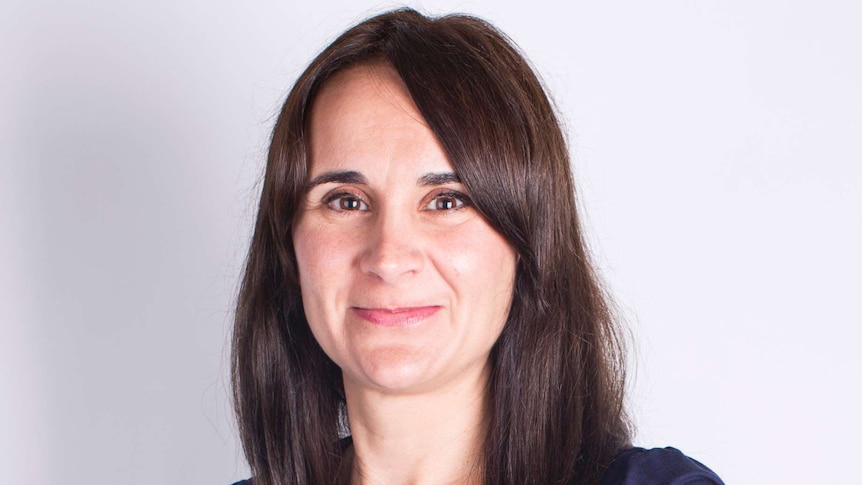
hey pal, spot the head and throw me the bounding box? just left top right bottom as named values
left=293, top=61, right=518, bottom=397
left=233, top=8, right=629, bottom=485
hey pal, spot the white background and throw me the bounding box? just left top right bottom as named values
left=2, top=1, right=860, bottom=484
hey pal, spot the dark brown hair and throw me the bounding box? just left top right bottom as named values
left=232, top=8, right=630, bottom=485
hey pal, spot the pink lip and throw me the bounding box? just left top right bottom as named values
left=351, top=306, right=441, bottom=327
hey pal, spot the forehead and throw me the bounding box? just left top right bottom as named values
left=307, top=62, right=452, bottom=176
left=309, top=62, right=420, bottom=132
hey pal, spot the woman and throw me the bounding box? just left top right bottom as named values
left=232, top=8, right=723, bottom=485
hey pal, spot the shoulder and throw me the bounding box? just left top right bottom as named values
left=601, top=447, right=724, bottom=485
left=230, top=447, right=722, bottom=485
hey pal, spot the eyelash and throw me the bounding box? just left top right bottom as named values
left=423, top=191, right=470, bottom=212
left=324, top=191, right=369, bottom=212
left=321, top=190, right=471, bottom=213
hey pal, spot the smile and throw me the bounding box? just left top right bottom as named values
left=351, top=306, right=442, bottom=327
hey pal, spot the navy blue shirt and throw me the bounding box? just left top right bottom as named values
left=601, top=447, right=724, bottom=484
left=233, top=446, right=723, bottom=484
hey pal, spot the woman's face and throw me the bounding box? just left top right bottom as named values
left=293, top=63, right=517, bottom=395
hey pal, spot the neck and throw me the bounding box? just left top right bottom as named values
left=344, top=364, right=489, bottom=485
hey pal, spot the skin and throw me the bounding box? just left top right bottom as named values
left=292, top=62, right=517, bottom=484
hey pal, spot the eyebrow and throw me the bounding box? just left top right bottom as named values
left=305, top=170, right=461, bottom=192
left=417, top=172, right=461, bottom=186
left=304, top=171, right=367, bottom=192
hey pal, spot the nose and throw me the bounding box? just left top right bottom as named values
left=359, top=207, right=424, bottom=284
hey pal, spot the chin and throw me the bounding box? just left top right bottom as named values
left=347, top=345, right=438, bottom=393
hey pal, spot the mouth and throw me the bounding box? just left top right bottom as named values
left=350, top=306, right=442, bottom=327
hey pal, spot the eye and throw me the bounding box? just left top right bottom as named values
left=324, top=192, right=370, bottom=212
left=423, top=191, right=469, bottom=211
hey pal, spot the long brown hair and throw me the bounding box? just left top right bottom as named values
left=232, top=8, right=630, bottom=484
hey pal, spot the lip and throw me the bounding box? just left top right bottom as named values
left=351, top=306, right=441, bottom=327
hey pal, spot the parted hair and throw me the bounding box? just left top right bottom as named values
left=232, top=8, right=631, bottom=485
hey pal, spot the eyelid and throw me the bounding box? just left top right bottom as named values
left=313, top=184, right=471, bottom=213
left=422, top=189, right=472, bottom=211
left=321, top=187, right=371, bottom=212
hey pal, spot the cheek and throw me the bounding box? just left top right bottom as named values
left=293, top=222, right=355, bottom=308
left=440, top=222, right=517, bottom=311
left=292, top=221, right=359, bottom=364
